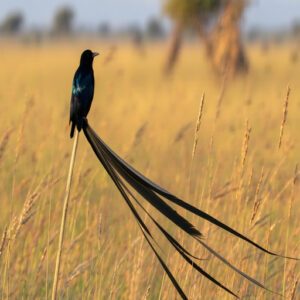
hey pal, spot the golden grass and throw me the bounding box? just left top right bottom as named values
left=278, top=85, right=290, bottom=149
left=0, top=41, right=299, bottom=299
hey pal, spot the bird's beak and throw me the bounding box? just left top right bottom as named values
left=93, top=52, right=99, bottom=58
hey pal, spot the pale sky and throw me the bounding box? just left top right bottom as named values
left=0, top=0, right=300, bottom=30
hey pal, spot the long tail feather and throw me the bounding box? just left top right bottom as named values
left=108, top=165, right=188, bottom=299
left=124, top=184, right=239, bottom=298
left=113, top=160, right=201, bottom=237
left=85, top=123, right=299, bottom=261
left=195, top=238, right=281, bottom=296
left=82, top=119, right=298, bottom=299
left=85, top=125, right=152, bottom=239
left=86, top=122, right=238, bottom=298
left=84, top=123, right=188, bottom=299
left=89, top=125, right=272, bottom=295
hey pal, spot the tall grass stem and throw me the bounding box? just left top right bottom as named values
left=52, top=130, right=79, bottom=300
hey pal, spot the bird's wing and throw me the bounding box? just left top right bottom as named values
left=72, top=71, right=94, bottom=103
left=70, top=94, right=80, bottom=123
left=70, top=70, right=94, bottom=123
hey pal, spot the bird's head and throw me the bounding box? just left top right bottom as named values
left=80, top=49, right=99, bottom=67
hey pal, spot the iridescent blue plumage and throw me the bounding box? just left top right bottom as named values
left=69, top=49, right=99, bottom=138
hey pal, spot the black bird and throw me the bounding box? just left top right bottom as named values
left=70, top=49, right=99, bottom=138
left=68, top=51, right=298, bottom=298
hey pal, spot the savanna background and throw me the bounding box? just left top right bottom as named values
left=0, top=0, right=299, bottom=299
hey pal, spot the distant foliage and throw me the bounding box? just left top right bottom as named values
left=52, top=6, right=74, bottom=35
left=98, top=22, right=111, bottom=38
left=146, top=18, right=165, bottom=39
left=207, top=1, right=248, bottom=76
left=292, top=21, right=300, bottom=40
left=126, top=24, right=144, bottom=43
left=163, top=0, right=222, bottom=74
left=164, top=0, right=221, bottom=23
left=163, top=0, right=248, bottom=77
left=0, top=12, right=24, bottom=35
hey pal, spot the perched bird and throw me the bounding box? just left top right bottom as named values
left=70, top=50, right=298, bottom=298
left=70, top=49, right=99, bottom=138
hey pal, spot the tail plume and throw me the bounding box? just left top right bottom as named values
left=82, top=119, right=298, bottom=299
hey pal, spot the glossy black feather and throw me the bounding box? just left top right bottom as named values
left=83, top=122, right=241, bottom=298
left=120, top=182, right=239, bottom=298
left=84, top=124, right=187, bottom=298
left=88, top=124, right=299, bottom=260
left=82, top=119, right=298, bottom=299
left=69, top=50, right=96, bottom=138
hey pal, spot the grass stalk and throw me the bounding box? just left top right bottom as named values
left=52, top=130, right=79, bottom=300
left=188, top=93, right=205, bottom=196
left=282, top=164, right=298, bottom=296
left=278, top=86, right=290, bottom=149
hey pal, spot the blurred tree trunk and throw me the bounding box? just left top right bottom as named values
left=164, top=22, right=183, bottom=75
left=206, top=0, right=248, bottom=77
left=195, top=18, right=210, bottom=52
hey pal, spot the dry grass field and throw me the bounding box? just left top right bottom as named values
left=0, top=41, right=299, bottom=299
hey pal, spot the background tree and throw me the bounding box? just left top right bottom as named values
left=0, top=11, right=24, bottom=35
left=127, top=24, right=145, bottom=55
left=290, top=20, right=300, bottom=62
left=163, top=0, right=248, bottom=77
left=206, top=0, right=248, bottom=77
left=146, top=18, right=165, bottom=40
left=98, top=22, right=111, bottom=38
left=52, top=6, right=74, bottom=36
left=163, top=0, right=221, bottom=74
left=291, top=21, right=300, bottom=42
